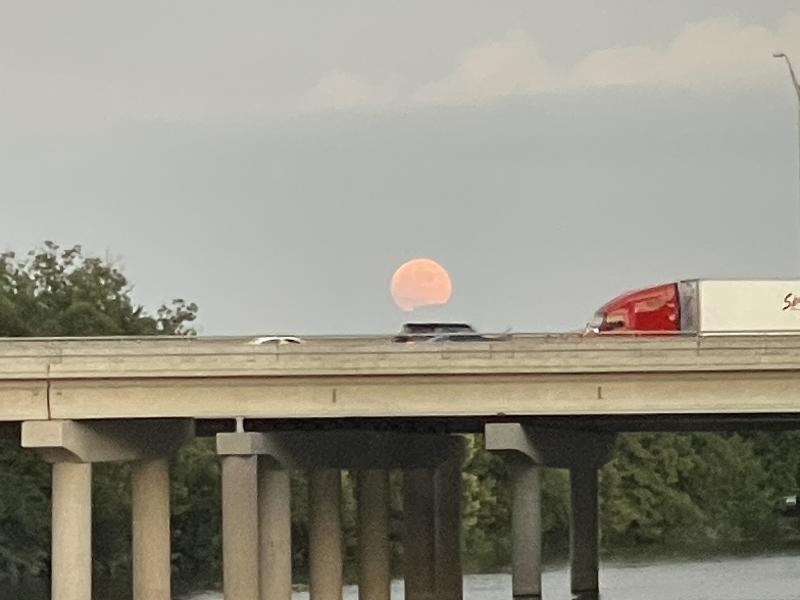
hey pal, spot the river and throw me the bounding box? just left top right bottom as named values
left=186, top=553, right=800, bottom=600
left=6, top=553, right=798, bottom=599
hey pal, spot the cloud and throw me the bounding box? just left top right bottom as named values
left=301, top=70, right=400, bottom=113
left=413, top=30, right=557, bottom=106
left=309, top=11, right=800, bottom=111
left=570, top=16, right=799, bottom=90
left=4, top=5, right=798, bottom=121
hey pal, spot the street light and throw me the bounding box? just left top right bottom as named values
left=773, top=53, right=800, bottom=97
left=773, top=52, right=800, bottom=211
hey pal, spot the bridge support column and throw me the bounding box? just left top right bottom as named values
left=309, top=469, right=343, bottom=600
left=22, top=419, right=194, bottom=600
left=221, top=454, right=260, bottom=600
left=485, top=423, right=616, bottom=600
left=52, top=462, right=92, bottom=600
left=259, top=462, right=292, bottom=600
left=570, top=465, right=599, bottom=600
left=357, top=470, right=391, bottom=600
left=511, top=464, right=542, bottom=600
left=216, top=429, right=463, bottom=600
left=132, top=458, right=171, bottom=600
left=435, top=442, right=465, bottom=600
left=404, top=468, right=437, bottom=600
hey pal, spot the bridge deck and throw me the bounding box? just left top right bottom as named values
left=1, top=334, right=799, bottom=422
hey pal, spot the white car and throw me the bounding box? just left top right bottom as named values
left=393, top=322, right=510, bottom=343
left=248, top=336, right=304, bottom=345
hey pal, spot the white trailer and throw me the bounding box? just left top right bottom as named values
left=590, top=279, right=800, bottom=335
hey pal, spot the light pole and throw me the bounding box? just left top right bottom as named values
left=773, top=52, right=800, bottom=214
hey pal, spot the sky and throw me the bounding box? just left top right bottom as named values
left=2, top=1, right=800, bottom=335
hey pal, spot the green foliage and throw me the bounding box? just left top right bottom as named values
left=747, top=431, right=800, bottom=496
left=601, top=433, right=707, bottom=546
left=460, top=436, right=571, bottom=570
left=290, top=470, right=311, bottom=575
left=170, top=439, right=222, bottom=591
left=600, top=433, right=780, bottom=549
left=0, top=437, right=50, bottom=581
left=0, top=242, right=197, bottom=337
left=462, top=434, right=511, bottom=570
left=0, top=242, right=198, bottom=583
left=92, top=463, right=133, bottom=579
left=540, top=468, right=571, bottom=555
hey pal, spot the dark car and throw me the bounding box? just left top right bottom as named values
left=393, top=322, right=508, bottom=343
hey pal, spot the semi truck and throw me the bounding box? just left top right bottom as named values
left=589, top=280, right=800, bottom=335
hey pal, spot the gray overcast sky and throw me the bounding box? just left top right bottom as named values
left=2, top=2, right=800, bottom=334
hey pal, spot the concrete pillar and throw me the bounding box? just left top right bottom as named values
left=132, top=458, right=171, bottom=600
left=258, top=462, right=292, bottom=600
left=357, top=470, right=391, bottom=600
left=309, top=469, right=343, bottom=600
left=52, top=462, right=92, bottom=600
left=435, top=458, right=463, bottom=600
left=570, top=466, right=600, bottom=600
left=222, top=455, right=260, bottom=600
left=511, top=464, right=542, bottom=600
left=403, top=468, right=437, bottom=600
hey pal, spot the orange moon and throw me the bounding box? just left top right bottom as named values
left=390, top=258, right=453, bottom=312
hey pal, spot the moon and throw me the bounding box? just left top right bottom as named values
left=390, top=258, right=453, bottom=312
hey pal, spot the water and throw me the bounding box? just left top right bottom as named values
left=187, top=553, right=800, bottom=600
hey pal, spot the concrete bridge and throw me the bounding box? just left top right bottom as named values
left=3, top=333, right=800, bottom=600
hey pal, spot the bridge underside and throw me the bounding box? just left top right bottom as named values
left=198, top=412, right=800, bottom=435
left=5, top=412, right=800, bottom=442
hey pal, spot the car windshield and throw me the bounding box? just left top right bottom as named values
left=440, top=324, right=474, bottom=333
left=401, top=323, right=475, bottom=334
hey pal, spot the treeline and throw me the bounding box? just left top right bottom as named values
left=461, top=431, right=800, bottom=571
left=0, top=244, right=799, bottom=593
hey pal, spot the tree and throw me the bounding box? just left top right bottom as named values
left=0, top=242, right=196, bottom=337
left=460, top=435, right=571, bottom=570
left=0, top=242, right=198, bottom=584
left=600, top=433, right=778, bottom=550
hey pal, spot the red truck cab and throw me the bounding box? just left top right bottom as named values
left=589, top=283, right=681, bottom=333
left=590, top=279, right=800, bottom=335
